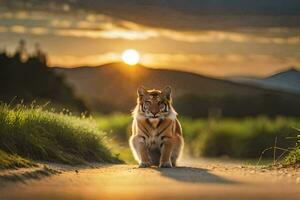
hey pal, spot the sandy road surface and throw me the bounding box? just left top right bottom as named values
left=1, top=159, right=300, bottom=200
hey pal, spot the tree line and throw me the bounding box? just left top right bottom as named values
left=0, top=39, right=87, bottom=112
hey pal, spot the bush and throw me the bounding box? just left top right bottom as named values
left=284, top=148, right=300, bottom=165
left=184, top=117, right=299, bottom=158
left=284, top=131, right=300, bottom=166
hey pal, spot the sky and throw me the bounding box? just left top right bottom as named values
left=0, top=0, right=300, bottom=77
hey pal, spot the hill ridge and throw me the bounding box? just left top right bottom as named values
left=54, top=63, right=300, bottom=117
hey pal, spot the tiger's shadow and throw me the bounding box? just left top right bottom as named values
left=156, top=166, right=238, bottom=184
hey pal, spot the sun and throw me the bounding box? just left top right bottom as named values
left=122, top=49, right=140, bottom=65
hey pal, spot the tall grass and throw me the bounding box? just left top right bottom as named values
left=0, top=150, right=36, bottom=169
left=0, top=103, right=121, bottom=167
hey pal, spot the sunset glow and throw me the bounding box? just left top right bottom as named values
left=1, top=3, right=300, bottom=76
left=122, top=49, right=140, bottom=65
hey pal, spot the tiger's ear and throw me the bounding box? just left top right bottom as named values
left=162, top=86, right=172, bottom=100
left=137, top=86, right=147, bottom=97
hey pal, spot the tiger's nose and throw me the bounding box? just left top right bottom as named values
left=151, top=112, right=158, bottom=117
left=151, top=110, right=159, bottom=117
left=150, top=104, right=159, bottom=116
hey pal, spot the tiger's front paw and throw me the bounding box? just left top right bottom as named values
left=139, top=162, right=151, bottom=168
left=159, top=161, right=172, bottom=168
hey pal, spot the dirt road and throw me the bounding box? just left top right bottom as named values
left=1, top=159, right=300, bottom=200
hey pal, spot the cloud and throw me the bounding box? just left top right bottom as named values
left=52, top=28, right=156, bottom=40
left=1, top=9, right=300, bottom=45
left=49, top=52, right=120, bottom=67
left=1, top=7, right=300, bottom=76
left=0, top=26, right=8, bottom=32
left=29, top=27, right=49, bottom=35
left=10, top=25, right=27, bottom=33
left=5, top=25, right=49, bottom=35
left=50, top=19, right=72, bottom=28
left=4, top=23, right=300, bottom=45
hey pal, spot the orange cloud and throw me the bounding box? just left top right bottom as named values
left=49, top=52, right=121, bottom=67
left=2, top=10, right=300, bottom=45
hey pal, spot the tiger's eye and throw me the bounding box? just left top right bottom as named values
left=143, top=101, right=151, bottom=110
left=159, top=103, right=166, bottom=111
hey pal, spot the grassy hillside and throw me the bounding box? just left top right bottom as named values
left=55, top=63, right=300, bottom=117
left=0, top=103, right=121, bottom=169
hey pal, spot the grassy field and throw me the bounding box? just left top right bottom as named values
left=0, top=103, right=121, bottom=169
left=95, top=114, right=300, bottom=164
left=181, top=117, right=299, bottom=158
left=1, top=103, right=298, bottom=169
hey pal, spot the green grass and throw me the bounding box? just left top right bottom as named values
left=95, top=115, right=300, bottom=161
left=3, top=103, right=297, bottom=168
left=95, top=114, right=134, bottom=163
left=284, top=148, right=300, bottom=166
left=0, top=103, right=122, bottom=168
left=105, top=140, right=135, bottom=164
left=0, top=150, right=36, bottom=169
left=284, top=132, right=300, bottom=166
left=182, top=117, right=299, bottom=159
left=96, top=114, right=132, bottom=143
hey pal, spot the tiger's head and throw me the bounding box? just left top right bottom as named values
left=134, top=86, right=177, bottom=119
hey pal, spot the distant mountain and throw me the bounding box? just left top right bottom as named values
left=263, top=68, right=300, bottom=93
left=55, top=63, right=300, bottom=117
left=229, top=68, right=300, bottom=94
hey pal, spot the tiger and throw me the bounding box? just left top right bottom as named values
left=129, top=86, right=184, bottom=168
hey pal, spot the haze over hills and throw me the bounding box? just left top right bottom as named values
left=229, top=68, right=300, bottom=94
left=55, top=63, right=300, bottom=117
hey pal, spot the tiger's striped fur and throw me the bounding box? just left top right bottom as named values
left=129, top=86, right=184, bottom=168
